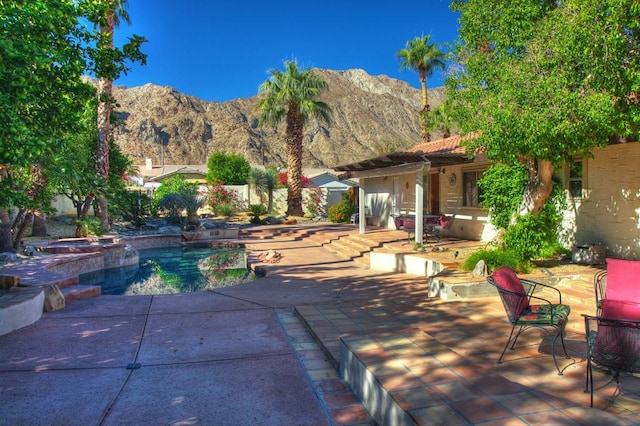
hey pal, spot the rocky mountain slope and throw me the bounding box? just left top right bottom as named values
left=111, top=68, right=445, bottom=168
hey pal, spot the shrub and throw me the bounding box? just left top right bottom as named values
left=303, top=187, right=326, bottom=218
left=461, top=248, right=531, bottom=274
left=74, top=216, right=104, bottom=237
left=248, top=204, right=267, bottom=224
left=110, top=189, right=152, bottom=227
left=217, top=203, right=235, bottom=218
left=502, top=183, right=566, bottom=262
left=207, top=180, right=240, bottom=216
left=157, top=193, right=184, bottom=218
left=327, top=200, right=355, bottom=223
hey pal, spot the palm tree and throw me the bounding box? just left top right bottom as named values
left=95, top=0, right=131, bottom=231
left=247, top=167, right=266, bottom=206
left=397, top=35, right=446, bottom=142
left=256, top=60, right=332, bottom=217
left=263, top=168, right=278, bottom=214
left=426, top=102, right=458, bottom=139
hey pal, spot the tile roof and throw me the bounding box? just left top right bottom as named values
left=406, top=133, right=476, bottom=156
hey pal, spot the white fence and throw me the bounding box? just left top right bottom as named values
left=51, top=185, right=341, bottom=218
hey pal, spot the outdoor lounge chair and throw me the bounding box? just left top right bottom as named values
left=583, top=314, right=640, bottom=407
left=487, top=266, right=571, bottom=375
left=594, top=258, right=640, bottom=317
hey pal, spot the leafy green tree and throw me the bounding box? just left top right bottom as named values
left=478, top=164, right=528, bottom=230
left=155, top=175, right=202, bottom=226
left=447, top=0, right=639, bottom=218
left=206, top=152, right=250, bottom=185
left=397, top=35, right=447, bottom=142
left=52, top=96, right=133, bottom=237
left=256, top=60, right=332, bottom=216
left=81, top=0, right=146, bottom=231
left=0, top=0, right=97, bottom=250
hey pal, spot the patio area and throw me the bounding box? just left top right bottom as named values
left=249, top=223, right=640, bottom=424
left=1, top=222, right=639, bottom=425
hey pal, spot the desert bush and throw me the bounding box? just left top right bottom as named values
left=461, top=248, right=530, bottom=274
left=327, top=200, right=355, bottom=223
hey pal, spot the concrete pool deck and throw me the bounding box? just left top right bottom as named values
left=0, top=224, right=639, bottom=425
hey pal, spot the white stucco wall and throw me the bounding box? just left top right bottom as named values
left=437, top=162, right=498, bottom=242
left=363, top=177, right=394, bottom=228
left=572, top=143, right=640, bottom=259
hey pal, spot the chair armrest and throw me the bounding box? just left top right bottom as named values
left=521, top=277, right=563, bottom=304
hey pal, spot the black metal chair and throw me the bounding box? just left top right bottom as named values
left=583, top=314, right=640, bottom=407
left=487, top=266, right=571, bottom=375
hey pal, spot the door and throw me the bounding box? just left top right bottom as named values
left=429, top=173, right=440, bottom=213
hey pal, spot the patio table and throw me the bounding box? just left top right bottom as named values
left=394, top=214, right=445, bottom=243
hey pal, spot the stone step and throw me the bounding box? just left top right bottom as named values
left=60, top=285, right=101, bottom=303
left=0, top=287, right=45, bottom=336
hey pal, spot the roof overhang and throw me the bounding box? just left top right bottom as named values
left=334, top=152, right=471, bottom=179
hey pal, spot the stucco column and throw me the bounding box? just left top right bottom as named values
left=359, top=183, right=366, bottom=234
left=415, top=171, right=424, bottom=244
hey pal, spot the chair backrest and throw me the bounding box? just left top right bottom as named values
left=439, top=215, right=453, bottom=230
left=605, top=258, right=640, bottom=302
left=488, top=266, right=529, bottom=322
left=584, top=315, right=640, bottom=374
left=403, top=218, right=416, bottom=231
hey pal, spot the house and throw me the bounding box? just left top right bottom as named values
left=305, top=169, right=358, bottom=208
left=132, top=162, right=354, bottom=214
left=335, top=136, right=640, bottom=259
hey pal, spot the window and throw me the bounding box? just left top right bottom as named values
left=568, top=160, right=583, bottom=198
left=463, top=170, right=482, bottom=207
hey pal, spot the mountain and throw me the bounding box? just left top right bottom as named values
left=110, top=68, right=446, bottom=168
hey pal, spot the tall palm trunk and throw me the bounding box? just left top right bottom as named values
left=96, top=12, right=115, bottom=232
left=419, top=68, right=430, bottom=142
left=286, top=108, right=305, bottom=216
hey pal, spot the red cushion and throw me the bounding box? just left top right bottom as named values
left=492, top=266, right=529, bottom=315
left=606, top=258, right=640, bottom=301
left=601, top=299, right=640, bottom=321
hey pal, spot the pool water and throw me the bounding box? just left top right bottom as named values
left=79, top=246, right=253, bottom=295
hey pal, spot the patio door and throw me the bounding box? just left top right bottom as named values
left=428, top=172, right=440, bottom=213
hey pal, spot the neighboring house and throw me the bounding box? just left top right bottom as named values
left=132, top=162, right=352, bottom=215
left=305, top=169, right=358, bottom=209
left=334, top=136, right=640, bottom=259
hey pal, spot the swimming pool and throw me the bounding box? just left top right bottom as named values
left=79, top=246, right=254, bottom=295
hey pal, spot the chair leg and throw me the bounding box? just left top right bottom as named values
left=551, top=331, right=564, bottom=376
left=558, top=329, right=569, bottom=358
left=509, top=325, right=525, bottom=349
left=585, top=358, right=594, bottom=407
left=497, top=325, right=519, bottom=364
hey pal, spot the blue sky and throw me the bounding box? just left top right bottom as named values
left=114, top=1, right=460, bottom=102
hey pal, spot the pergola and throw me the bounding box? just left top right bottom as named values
left=335, top=151, right=470, bottom=244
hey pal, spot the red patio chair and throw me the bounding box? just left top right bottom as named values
left=583, top=314, right=640, bottom=407
left=595, top=258, right=640, bottom=317
left=425, top=214, right=454, bottom=242
left=487, top=266, right=571, bottom=375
